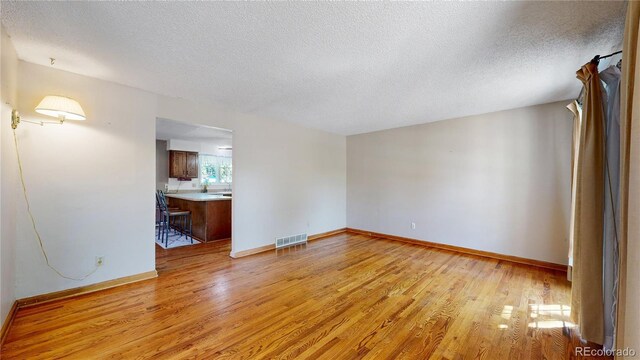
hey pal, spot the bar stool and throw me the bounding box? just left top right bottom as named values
left=156, top=191, right=193, bottom=246
left=155, top=190, right=179, bottom=240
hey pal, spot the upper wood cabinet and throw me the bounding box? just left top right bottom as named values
left=186, top=152, right=199, bottom=178
left=169, top=151, right=186, bottom=178
left=169, top=151, right=199, bottom=178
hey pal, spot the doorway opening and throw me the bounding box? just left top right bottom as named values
left=154, top=117, right=233, bottom=253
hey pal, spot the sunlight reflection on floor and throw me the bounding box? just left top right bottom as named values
left=498, top=304, right=575, bottom=329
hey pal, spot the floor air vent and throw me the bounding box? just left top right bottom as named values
left=275, top=233, right=308, bottom=249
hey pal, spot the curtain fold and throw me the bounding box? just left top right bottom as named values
left=600, top=65, right=621, bottom=351
left=566, top=100, right=581, bottom=281
left=571, top=62, right=606, bottom=345
left=616, top=1, right=640, bottom=355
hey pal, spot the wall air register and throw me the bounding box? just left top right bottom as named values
left=275, top=233, right=308, bottom=249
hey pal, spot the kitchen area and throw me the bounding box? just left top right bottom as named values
left=156, top=118, right=232, bottom=248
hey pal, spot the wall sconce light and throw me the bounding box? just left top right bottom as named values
left=11, top=95, right=86, bottom=129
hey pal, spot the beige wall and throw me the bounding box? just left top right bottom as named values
left=0, top=24, right=19, bottom=327
left=347, top=101, right=573, bottom=264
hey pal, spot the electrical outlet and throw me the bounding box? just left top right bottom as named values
left=96, top=256, right=104, bottom=267
left=411, top=222, right=416, bottom=230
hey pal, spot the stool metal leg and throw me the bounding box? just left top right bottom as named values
left=164, top=214, right=171, bottom=247
left=189, top=214, right=193, bottom=244
left=161, top=213, right=166, bottom=241
left=181, top=214, right=186, bottom=240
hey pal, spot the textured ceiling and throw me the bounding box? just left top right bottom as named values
left=1, top=1, right=626, bottom=135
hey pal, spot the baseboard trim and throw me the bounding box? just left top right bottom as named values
left=230, top=243, right=275, bottom=258
left=0, top=301, right=19, bottom=347
left=346, top=228, right=567, bottom=272
left=308, top=227, right=347, bottom=241
left=17, top=270, right=158, bottom=309
left=230, top=228, right=348, bottom=258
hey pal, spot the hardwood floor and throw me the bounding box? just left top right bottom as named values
left=1, top=233, right=608, bottom=359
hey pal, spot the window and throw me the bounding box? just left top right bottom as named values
left=200, top=154, right=232, bottom=184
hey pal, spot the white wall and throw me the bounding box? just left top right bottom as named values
left=2, top=56, right=346, bottom=298
left=347, top=101, right=572, bottom=264
left=156, top=97, right=347, bottom=255
left=14, top=61, right=157, bottom=298
left=1, top=24, right=18, bottom=327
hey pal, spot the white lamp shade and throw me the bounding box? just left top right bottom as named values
left=35, top=95, right=86, bottom=121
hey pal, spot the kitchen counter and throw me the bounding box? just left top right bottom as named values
left=165, top=193, right=231, bottom=202
left=165, top=193, right=232, bottom=242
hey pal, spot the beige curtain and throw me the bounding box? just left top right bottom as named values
left=616, top=1, right=640, bottom=356
left=571, top=63, right=605, bottom=345
left=566, top=101, right=581, bottom=281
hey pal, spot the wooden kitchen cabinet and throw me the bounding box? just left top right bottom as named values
left=186, top=152, right=199, bottom=178
left=169, top=150, right=199, bottom=178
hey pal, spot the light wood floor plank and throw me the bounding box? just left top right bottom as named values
left=1, top=233, right=609, bottom=359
